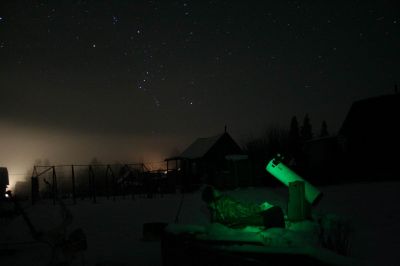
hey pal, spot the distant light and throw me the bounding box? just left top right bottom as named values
left=92, top=44, right=96, bottom=48
left=5, top=193, right=9, bottom=198
left=164, top=170, right=168, bottom=174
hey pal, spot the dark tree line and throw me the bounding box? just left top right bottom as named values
left=243, top=114, right=329, bottom=186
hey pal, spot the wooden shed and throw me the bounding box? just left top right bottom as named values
left=165, top=132, right=251, bottom=189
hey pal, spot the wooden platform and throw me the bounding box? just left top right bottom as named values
left=161, top=224, right=357, bottom=266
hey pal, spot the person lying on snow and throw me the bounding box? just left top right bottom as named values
left=202, top=185, right=285, bottom=229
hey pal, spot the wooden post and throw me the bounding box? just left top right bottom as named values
left=87, top=166, right=91, bottom=201
left=112, top=167, right=116, bottom=201
left=93, top=166, right=97, bottom=203
left=31, top=176, right=39, bottom=205
left=31, top=166, right=38, bottom=205
left=131, top=167, right=135, bottom=200
left=106, top=165, right=115, bottom=201
left=122, top=171, right=126, bottom=200
left=89, top=165, right=96, bottom=203
left=71, top=165, right=76, bottom=205
left=52, top=166, right=57, bottom=205
left=105, top=165, right=110, bottom=200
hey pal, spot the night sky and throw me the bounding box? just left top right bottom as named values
left=1, top=1, right=399, bottom=186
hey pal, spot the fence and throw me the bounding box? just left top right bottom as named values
left=30, top=163, right=171, bottom=205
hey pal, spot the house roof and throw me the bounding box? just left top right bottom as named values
left=339, top=93, right=400, bottom=137
left=179, top=133, right=224, bottom=159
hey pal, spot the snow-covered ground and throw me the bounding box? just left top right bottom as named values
left=1, top=181, right=400, bottom=265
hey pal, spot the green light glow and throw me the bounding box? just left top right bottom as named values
left=266, top=159, right=322, bottom=205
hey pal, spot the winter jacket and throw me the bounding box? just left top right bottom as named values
left=207, top=195, right=264, bottom=228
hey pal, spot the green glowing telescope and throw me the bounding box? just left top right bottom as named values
left=266, top=156, right=322, bottom=206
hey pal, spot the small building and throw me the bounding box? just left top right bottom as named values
left=165, top=132, right=252, bottom=189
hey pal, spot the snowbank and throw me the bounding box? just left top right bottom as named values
left=1, top=181, right=399, bottom=265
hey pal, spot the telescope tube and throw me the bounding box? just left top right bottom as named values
left=266, top=158, right=322, bottom=206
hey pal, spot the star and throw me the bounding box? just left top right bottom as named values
left=112, top=16, right=119, bottom=25
left=153, top=96, right=160, bottom=107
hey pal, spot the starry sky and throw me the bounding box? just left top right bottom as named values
left=0, top=1, right=399, bottom=185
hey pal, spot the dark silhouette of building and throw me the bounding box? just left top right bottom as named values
left=304, top=93, right=399, bottom=183
left=0, top=167, right=9, bottom=200
left=337, top=93, right=400, bottom=181
left=165, top=131, right=250, bottom=189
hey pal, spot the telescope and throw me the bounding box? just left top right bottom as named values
left=266, top=155, right=322, bottom=206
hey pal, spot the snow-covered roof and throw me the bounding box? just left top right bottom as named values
left=179, top=133, right=224, bottom=159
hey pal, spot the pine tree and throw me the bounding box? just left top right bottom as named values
left=289, top=116, right=300, bottom=141
left=320, top=120, right=329, bottom=137
left=300, top=114, right=313, bottom=141
left=288, top=116, right=300, bottom=154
